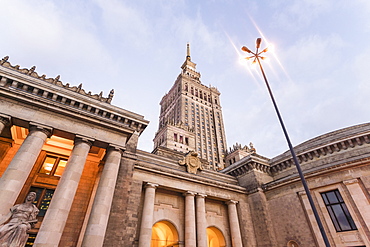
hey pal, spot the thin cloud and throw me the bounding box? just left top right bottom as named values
left=93, top=0, right=152, bottom=49
left=270, top=0, right=333, bottom=31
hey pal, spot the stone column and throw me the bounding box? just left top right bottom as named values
left=226, top=200, right=243, bottom=247
left=0, top=114, right=10, bottom=134
left=138, top=182, right=158, bottom=247
left=184, top=191, right=196, bottom=247
left=34, top=136, right=93, bottom=247
left=196, top=193, right=207, bottom=247
left=0, top=123, right=52, bottom=217
left=81, top=145, right=124, bottom=247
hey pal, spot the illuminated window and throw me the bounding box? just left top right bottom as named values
left=39, top=155, right=67, bottom=177
left=321, top=190, right=357, bottom=232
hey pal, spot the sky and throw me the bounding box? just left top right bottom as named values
left=1, top=0, right=370, bottom=158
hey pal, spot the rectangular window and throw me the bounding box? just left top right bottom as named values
left=174, top=133, right=178, bottom=142
left=39, top=155, right=67, bottom=177
left=321, top=190, right=357, bottom=232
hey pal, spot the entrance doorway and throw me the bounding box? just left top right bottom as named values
left=206, top=226, right=226, bottom=247
left=151, top=220, right=179, bottom=247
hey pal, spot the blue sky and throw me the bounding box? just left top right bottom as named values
left=1, top=0, right=370, bottom=158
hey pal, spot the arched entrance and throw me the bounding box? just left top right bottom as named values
left=151, top=220, right=179, bottom=247
left=207, top=226, right=226, bottom=247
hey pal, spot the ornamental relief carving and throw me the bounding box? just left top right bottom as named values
left=179, top=151, right=203, bottom=174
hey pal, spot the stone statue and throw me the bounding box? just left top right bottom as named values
left=0, top=192, right=39, bottom=247
left=249, top=142, right=256, bottom=153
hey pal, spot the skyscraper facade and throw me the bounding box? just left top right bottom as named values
left=153, top=44, right=227, bottom=169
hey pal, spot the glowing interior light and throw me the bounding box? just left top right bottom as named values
left=44, top=163, right=53, bottom=171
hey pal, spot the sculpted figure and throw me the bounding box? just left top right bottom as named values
left=0, top=192, right=39, bottom=247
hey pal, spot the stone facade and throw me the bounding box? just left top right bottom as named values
left=0, top=52, right=369, bottom=247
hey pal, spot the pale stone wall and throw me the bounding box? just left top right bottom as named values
left=153, top=190, right=185, bottom=242
left=205, top=199, right=231, bottom=246
left=265, top=183, right=316, bottom=246
left=263, top=152, right=370, bottom=246
left=127, top=150, right=253, bottom=247
left=103, top=152, right=142, bottom=246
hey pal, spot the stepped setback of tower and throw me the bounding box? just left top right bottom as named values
left=153, top=44, right=227, bottom=170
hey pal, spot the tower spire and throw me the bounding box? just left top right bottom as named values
left=186, top=43, right=191, bottom=60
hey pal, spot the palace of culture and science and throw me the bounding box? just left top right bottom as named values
left=154, top=44, right=227, bottom=170
left=0, top=45, right=369, bottom=247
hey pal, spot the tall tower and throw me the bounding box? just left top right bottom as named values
left=153, top=44, right=227, bottom=170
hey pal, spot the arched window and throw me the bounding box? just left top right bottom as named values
left=184, top=83, right=188, bottom=92
left=191, top=87, right=194, bottom=95
left=151, top=221, right=179, bottom=247
left=207, top=226, right=226, bottom=247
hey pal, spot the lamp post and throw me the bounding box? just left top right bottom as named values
left=241, top=38, right=331, bottom=247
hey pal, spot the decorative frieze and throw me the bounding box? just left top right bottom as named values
left=0, top=70, right=147, bottom=133
left=223, top=131, right=370, bottom=178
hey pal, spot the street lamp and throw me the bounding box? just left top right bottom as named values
left=241, top=38, right=331, bottom=247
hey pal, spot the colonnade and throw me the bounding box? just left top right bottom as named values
left=0, top=118, right=124, bottom=247
left=0, top=117, right=242, bottom=246
left=138, top=182, right=243, bottom=247
left=0, top=122, right=52, bottom=216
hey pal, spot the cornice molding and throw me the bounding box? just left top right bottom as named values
left=223, top=129, right=370, bottom=178
left=0, top=56, right=114, bottom=103
left=0, top=66, right=148, bottom=135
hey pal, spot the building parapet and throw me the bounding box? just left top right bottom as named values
left=0, top=57, right=149, bottom=135
left=221, top=154, right=271, bottom=176
left=222, top=123, right=370, bottom=179
left=0, top=56, right=114, bottom=103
